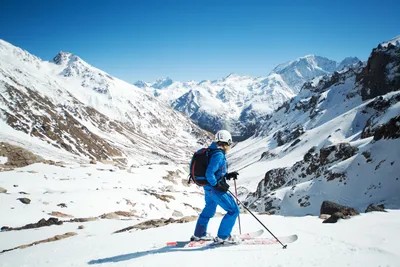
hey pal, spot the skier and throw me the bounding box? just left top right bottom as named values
left=191, top=130, right=240, bottom=244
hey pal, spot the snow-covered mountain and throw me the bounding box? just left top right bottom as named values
left=0, top=40, right=211, bottom=166
left=0, top=36, right=399, bottom=267
left=271, top=55, right=360, bottom=92
left=138, top=56, right=360, bottom=138
left=227, top=37, right=400, bottom=215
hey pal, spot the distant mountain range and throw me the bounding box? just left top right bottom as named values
left=135, top=56, right=360, bottom=138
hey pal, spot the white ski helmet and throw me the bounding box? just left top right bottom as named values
left=215, top=130, right=232, bottom=146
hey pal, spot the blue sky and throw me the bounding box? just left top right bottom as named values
left=1, top=0, right=399, bottom=83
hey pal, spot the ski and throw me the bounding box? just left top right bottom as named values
left=168, top=234, right=297, bottom=248
left=166, top=229, right=264, bottom=248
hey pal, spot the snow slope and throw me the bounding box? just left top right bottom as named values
left=0, top=203, right=399, bottom=267
left=0, top=39, right=210, bottom=166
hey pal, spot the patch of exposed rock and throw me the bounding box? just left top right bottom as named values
left=245, top=143, right=359, bottom=213
left=357, top=43, right=400, bottom=101
left=0, top=142, right=43, bottom=167
left=113, top=216, right=198, bottom=234
left=1, top=232, right=77, bottom=253
left=365, top=204, right=387, bottom=213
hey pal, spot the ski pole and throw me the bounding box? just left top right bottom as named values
left=233, top=179, right=242, bottom=235
left=228, top=189, right=288, bottom=249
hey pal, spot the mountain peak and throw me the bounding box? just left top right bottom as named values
left=152, top=77, right=173, bottom=89
left=52, top=51, right=81, bottom=66
left=380, top=35, right=400, bottom=48
left=225, top=72, right=239, bottom=78
left=134, top=80, right=150, bottom=88
left=337, top=57, right=361, bottom=71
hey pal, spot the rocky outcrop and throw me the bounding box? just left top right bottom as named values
left=113, top=215, right=198, bottom=233
left=100, top=211, right=137, bottom=219
left=319, top=143, right=358, bottom=166
left=1, top=232, right=77, bottom=253
left=245, top=143, right=359, bottom=213
left=358, top=43, right=400, bottom=101
left=0, top=187, right=6, bottom=193
left=17, top=198, right=31, bottom=204
left=373, top=116, right=400, bottom=140
left=365, top=204, right=387, bottom=213
left=322, top=212, right=345, bottom=223
left=0, top=84, right=123, bottom=162
left=320, top=201, right=360, bottom=216
left=1, top=217, right=63, bottom=231
left=66, top=217, right=98, bottom=223
left=274, top=126, right=305, bottom=147
left=320, top=201, right=359, bottom=224
left=361, top=94, right=400, bottom=139
left=0, top=142, right=44, bottom=167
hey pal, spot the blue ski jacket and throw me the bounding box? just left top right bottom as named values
left=205, top=142, right=227, bottom=187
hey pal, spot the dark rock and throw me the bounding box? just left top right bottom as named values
left=326, top=171, right=346, bottom=182
left=361, top=95, right=400, bottom=139
left=320, top=201, right=359, bottom=216
left=358, top=46, right=400, bottom=101
left=362, top=151, right=371, bottom=160
left=365, top=204, right=387, bottom=213
left=261, top=151, right=276, bottom=160
left=67, top=217, right=98, bottom=223
left=2, top=217, right=63, bottom=231
left=290, top=138, right=301, bottom=147
left=274, top=126, right=305, bottom=147
left=1, top=226, right=11, bottom=231
left=320, top=143, right=358, bottom=165
left=57, top=203, right=67, bottom=208
left=373, top=116, right=400, bottom=141
left=17, top=198, right=31, bottom=204
left=263, top=168, right=287, bottom=192
left=323, top=212, right=344, bottom=223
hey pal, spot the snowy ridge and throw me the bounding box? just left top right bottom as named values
left=0, top=39, right=210, bottom=166
left=380, top=35, right=400, bottom=48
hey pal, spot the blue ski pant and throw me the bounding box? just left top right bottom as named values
left=194, top=186, right=240, bottom=239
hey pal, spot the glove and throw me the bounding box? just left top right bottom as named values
left=225, top=171, right=239, bottom=180
left=214, top=179, right=229, bottom=192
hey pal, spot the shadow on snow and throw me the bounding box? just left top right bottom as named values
left=88, top=245, right=218, bottom=264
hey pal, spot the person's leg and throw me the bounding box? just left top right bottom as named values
left=211, top=189, right=240, bottom=239
left=194, top=188, right=217, bottom=237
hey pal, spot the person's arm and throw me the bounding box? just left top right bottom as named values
left=205, top=152, right=223, bottom=186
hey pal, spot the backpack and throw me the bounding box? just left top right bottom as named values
left=188, top=148, right=221, bottom=186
